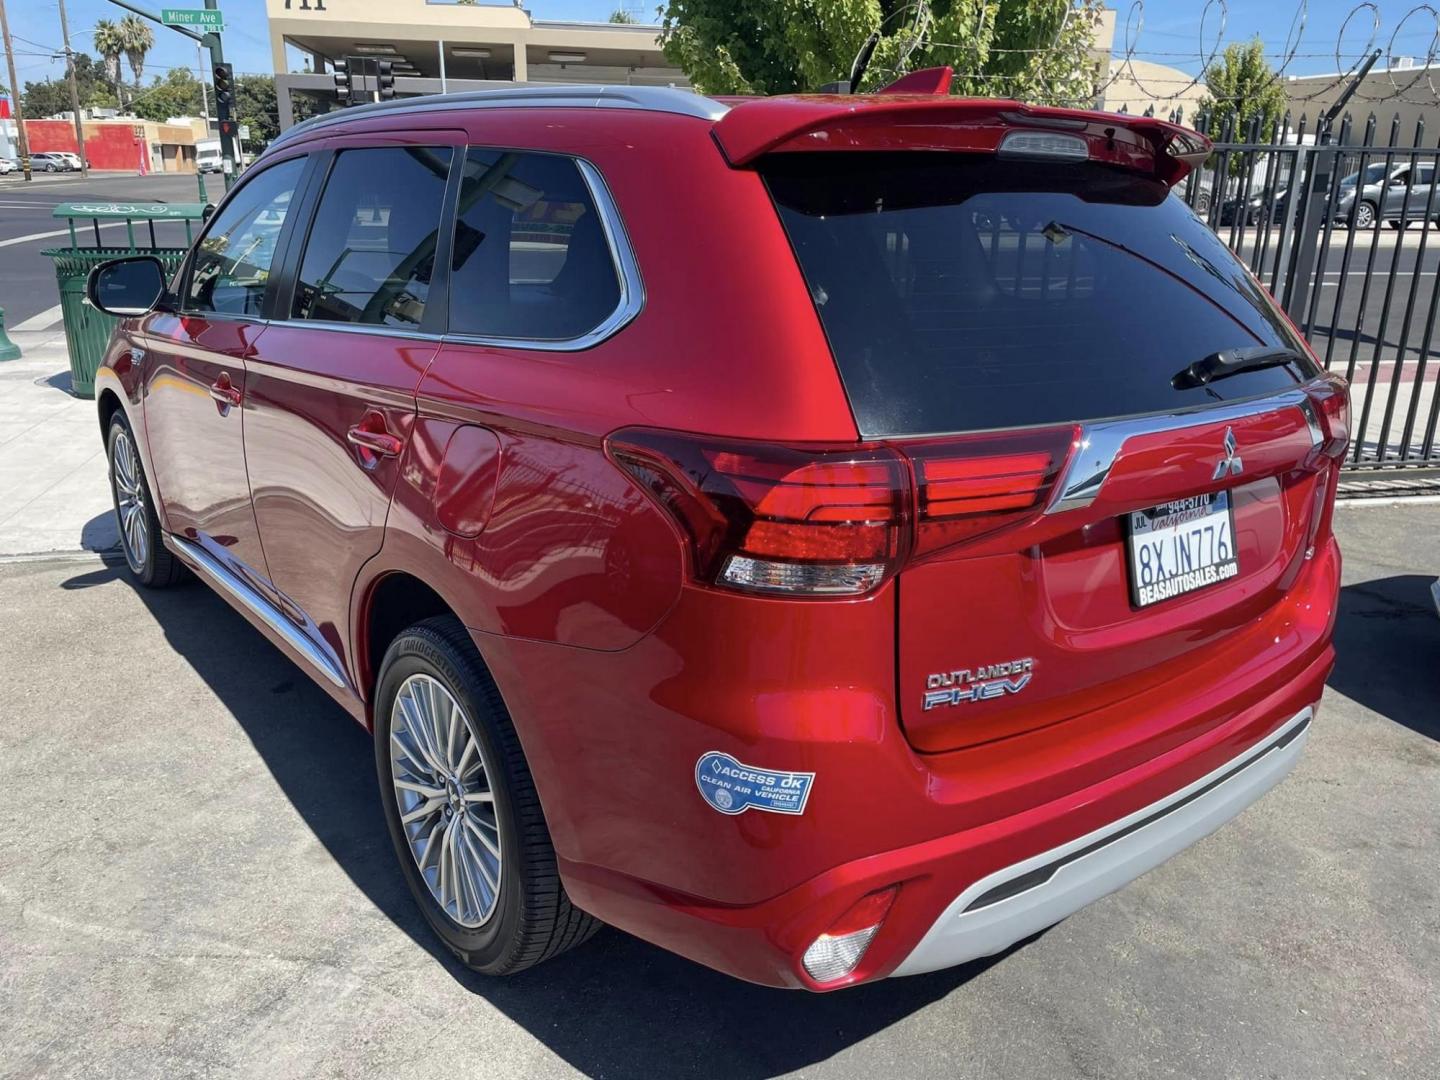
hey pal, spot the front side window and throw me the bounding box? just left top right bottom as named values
left=185, top=156, right=304, bottom=316
left=449, top=150, right=621, bottom=340
left=291, top=146, right=453, bottom=328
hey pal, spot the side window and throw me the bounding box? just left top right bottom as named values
left=185, top=156, right=304, bottom=316
left=449, top=150, right=622, bottom=340
left=291, top=146, right=453, bottom=327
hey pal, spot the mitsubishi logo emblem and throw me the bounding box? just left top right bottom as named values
left=1213, top=426, right=1243, bottom=480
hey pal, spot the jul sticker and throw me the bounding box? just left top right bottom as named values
left=694, top=751, right=815, bottom=816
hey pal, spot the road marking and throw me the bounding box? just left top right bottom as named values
left=10, top=304, right=64, bottom=332
left=0, top=221, right=128, bottom=249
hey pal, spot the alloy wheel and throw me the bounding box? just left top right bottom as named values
left=389, top=673, right=503, bottom=927
left=1355, top=202, right=1375, bottom=230
left=111, top=428, right=149, bottom=571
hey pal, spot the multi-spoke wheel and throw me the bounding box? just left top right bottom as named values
left=106, top=413, right=183, bottom=587
left=390, top=673, right=503, bottom=927
left=374, top=617, right=600, bottom=975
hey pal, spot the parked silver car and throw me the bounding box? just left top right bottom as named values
left=1335, top=161, right=1437, bottom=230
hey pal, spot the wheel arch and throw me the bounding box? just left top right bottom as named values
left=358, top=570, right=473, bottom=725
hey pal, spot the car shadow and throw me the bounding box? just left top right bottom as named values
left=1329, top=575, right=1440, bottom=741
left=63, top=559, right=1014, bottom=1078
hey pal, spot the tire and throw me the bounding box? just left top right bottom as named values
left=374, top=616, right=600, bottom=975
left=1196, top=193, right=1211, bottom=213
left=107, top=413, right=184, bottom=587
left=1388, top=220, right=1408, bottom=231
left=1355, top=201, right=1376, bottom=230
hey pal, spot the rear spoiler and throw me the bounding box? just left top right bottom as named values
left=712, top=70, right=1211, bottom=187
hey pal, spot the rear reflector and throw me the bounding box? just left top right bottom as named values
left=606, top=425, right=1076, bottom=598
left=801, top=887, right=898, bottom=983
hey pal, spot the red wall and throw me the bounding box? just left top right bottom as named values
left=25, top=120, right=146, bottom=170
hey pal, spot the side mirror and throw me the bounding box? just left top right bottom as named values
left=86, top=255, right=168, bottom=317
left=202, top=202, right=216, bottom=221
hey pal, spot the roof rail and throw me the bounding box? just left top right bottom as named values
left=270, top=84, right=728, bottom=150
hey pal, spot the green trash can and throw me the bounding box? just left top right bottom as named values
left=41, top=201, right=208, bottom=399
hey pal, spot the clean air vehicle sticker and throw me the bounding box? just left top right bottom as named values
left=694, top=751, right=815, bottom=816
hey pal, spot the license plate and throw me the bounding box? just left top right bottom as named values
left=1126, top=491, right=1239, bottom=608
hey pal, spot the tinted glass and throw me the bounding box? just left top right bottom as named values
left=185, top=156, right=303, bottom=316
left=292, top=146, right=452, bottom=327
left=449, top=150, right=620, bottom=339
left=764, top=153, right=1317, bottom=437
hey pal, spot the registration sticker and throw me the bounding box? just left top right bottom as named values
left=695, top=752, right=815, bottom=816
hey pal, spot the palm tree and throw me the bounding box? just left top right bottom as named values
left=118, top=15, right=154, bottom=89
left=92, top=20, right=125, bottom=107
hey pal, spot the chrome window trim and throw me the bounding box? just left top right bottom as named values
left=167, top=535, right=349, bottom=690
left=1046, top=386, right=1316, bottom=516
left=270, top=85, right=728, bottom=151
left=441, top=157, right=644, bottom=352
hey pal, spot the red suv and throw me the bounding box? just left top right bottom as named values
left=87, top=83, right=1348, bottom=991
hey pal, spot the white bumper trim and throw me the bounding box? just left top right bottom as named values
left=891, top=705, right=1313, bottom=977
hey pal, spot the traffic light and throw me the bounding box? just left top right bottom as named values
left=213, top=63, right=233, bottom=113
left=377, top=59, right=395, bottom=101
left=333, top=58, right=351, bottom=106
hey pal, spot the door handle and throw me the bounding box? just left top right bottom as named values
left=209, top=372, right=242, bottom=410
left=347, top=411, right=405, bottom=464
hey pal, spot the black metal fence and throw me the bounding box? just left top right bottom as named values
left=1175, top=111, right=1440, bottom=471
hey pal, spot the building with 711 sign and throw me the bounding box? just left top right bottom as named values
left=268, top=0, right=690, bottom=130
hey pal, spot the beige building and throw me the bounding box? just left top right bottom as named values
left=1285, top=62, right=1440, bottom=137
left=268, top=0, right=688, bottom=129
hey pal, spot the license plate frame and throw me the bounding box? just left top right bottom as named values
left=1125, top=491, right=1240, bottom=609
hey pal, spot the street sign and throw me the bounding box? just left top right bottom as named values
left=161, top=9, right=224, bottom=32
left=238, top=124, right=250, bottom=141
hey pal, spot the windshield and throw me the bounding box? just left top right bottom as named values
left=763, top=153, right=1316, bottom=437
left=1342, top=163, right=1392, bottom=186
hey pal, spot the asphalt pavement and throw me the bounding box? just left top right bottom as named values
left=0, top=503, right=1436, bottom=1079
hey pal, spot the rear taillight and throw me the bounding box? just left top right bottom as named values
left=1307, top=373, right=1350, bottom=460
left=606, top=425, right=1076, bottom=598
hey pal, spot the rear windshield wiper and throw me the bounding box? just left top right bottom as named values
left=1171, top=346, right=1305, bottom=390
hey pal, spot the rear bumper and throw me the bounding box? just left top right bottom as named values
left=892, top=704, right=1311, bottom=976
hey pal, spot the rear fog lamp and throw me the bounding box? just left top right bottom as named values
left=801, top=887, right=898, bottom=983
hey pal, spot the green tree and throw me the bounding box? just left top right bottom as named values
left=659, top=0, right=1104, bottom=104
left=93, top=19, right=126, bottom=106
left=129, top=67, right=205, bottom=123
left=1200, top=38, right=1285, bottom=140
left=21, top=54, right=116, bottom=117
left=118, top=14, right=156, bottom=88
left=609, top=8, right=638, bottom=21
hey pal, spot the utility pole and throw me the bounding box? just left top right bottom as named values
left=0, top=0, right=32, bottom=181
left=56, top=0, right=88, bottom=177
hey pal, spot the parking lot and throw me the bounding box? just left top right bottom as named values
left=0, top=501, right=1435, bottom=1079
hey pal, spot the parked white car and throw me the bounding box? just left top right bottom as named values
left=0, top=158, right=16, bottom=175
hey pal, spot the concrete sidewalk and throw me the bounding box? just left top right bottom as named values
left=0, top=329, right=117, bottom=557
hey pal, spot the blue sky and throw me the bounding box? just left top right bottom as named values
left=4, top=1, right=1436, bottom=89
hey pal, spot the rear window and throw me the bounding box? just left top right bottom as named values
left=763, top=153, right=1317, bottom=437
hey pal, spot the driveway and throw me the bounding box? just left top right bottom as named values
left=0, top=504, right=1436, bottom=1079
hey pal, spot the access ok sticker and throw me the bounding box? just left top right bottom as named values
left=694, top=751, right=815, bottom=816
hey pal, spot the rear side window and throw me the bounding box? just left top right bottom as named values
left=448, top=150, right=621, bottom=340
left=763, top=153, right=1317, bottom=437
left=185, top=156, right=303, bottom=316
left=291, top=146, right=452, bottom=328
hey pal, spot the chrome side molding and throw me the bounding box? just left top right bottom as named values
left=1046, top=388, right=1314, bottom=516
left=167, top=535, right=349, bottom=689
